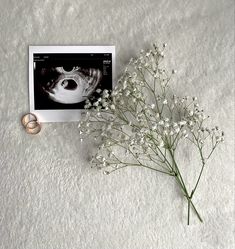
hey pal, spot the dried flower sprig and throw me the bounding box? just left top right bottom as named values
left=78, top=43, right=224, bottom=225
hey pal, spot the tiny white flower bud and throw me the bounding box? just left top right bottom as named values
left=189, top=111, right=194, bottom=116
left=110, top=104, right=116, bottom=110
left=159, top=140, right=164, bottom=147
left=159, top=120, right=164, bottom=125
left=175, top=127, right=180, bottom=133
left=179, top=121, right=187, bottom=126
left=163, top=99, right=168, bottom=105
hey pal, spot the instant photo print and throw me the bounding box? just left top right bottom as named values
left=29, top=46, right=115, bottom=122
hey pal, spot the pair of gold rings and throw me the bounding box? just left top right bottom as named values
left=21, top=113, right=41, bottom=135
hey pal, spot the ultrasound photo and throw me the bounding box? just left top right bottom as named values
left=29, top=46, right=115, bottom=122
left=34, top=53, right=112, bottom=110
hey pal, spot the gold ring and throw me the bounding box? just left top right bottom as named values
left=25, top=120, right=41, bottom=135
left=21, top=113, right=37, bottom=127
left=21, top=113, right=41, bottom=135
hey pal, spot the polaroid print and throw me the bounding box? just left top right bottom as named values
left=29, top=46, right=115, bottom=122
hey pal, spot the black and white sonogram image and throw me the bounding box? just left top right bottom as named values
left=33, top=53, right=112, bottom=110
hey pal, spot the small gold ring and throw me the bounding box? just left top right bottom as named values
left=21, top=113, right=41, bottom=135
left=21, top=113, right=37, bottom=127
left=25, top=120, right=41, bottom=135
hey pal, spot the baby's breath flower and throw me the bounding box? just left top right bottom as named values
left=110, top=104, right=115, bottom=110
left=79, top=42, right=223, bottom=225
left=179, top=121, right=187, bottom=126
left=159, top=140, right=164, bottom=147
left=163, top=99, right=168, bottom=105
left=158, top=120, right=164, bottom=126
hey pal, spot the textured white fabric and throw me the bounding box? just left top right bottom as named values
left=0, top=0, right=234, bottom=248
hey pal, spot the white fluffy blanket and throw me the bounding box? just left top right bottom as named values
left=0, top=0, right=234, bottom=248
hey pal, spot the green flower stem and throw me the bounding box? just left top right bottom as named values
left=168, top=148, right=203, bottom=224
left=168, top=149, right=187, bottom=191
left=188, top=198, right=190, bottom=225
left=174, top=172, right=203, bottom=224
left=190, top=199, right=203, bottom=223
left=108, top=162, right=174, bottom=176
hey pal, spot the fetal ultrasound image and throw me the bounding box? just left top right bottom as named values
left=33, top=53, right=112, bottom=110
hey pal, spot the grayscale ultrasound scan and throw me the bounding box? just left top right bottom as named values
left=33, top=53, right=112, bottom=110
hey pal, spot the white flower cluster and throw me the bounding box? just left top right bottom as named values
left=79, top=43, right=223, bottom=173
left=78, top=43, right=224, bottom=224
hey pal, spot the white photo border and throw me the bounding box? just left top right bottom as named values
left=29, top=45, right=115, bottom=122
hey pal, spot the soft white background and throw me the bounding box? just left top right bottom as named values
left=0, top=0, right=234, bottom=248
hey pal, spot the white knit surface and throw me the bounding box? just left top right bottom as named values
left=0, top=0, right=234, bottom=249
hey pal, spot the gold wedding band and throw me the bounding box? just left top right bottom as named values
left=21, top=113, right=37, bottom=126
left=21, top=113, right=41, bottom=135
